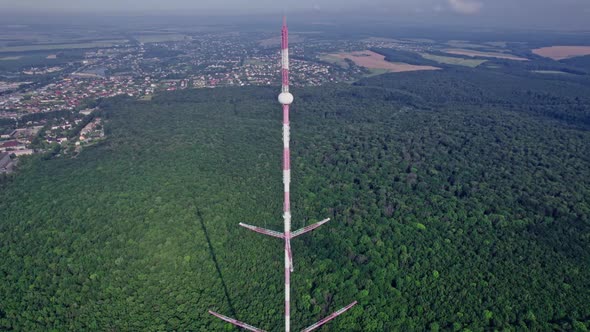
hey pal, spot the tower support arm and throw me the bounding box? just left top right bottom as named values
left=300, top=301, right=358, bottom=332
left=208, top=311, right=266, bottom=332
left=290, top=218, right=331, bottom=239
left=239, top=223, right=284, bottom=239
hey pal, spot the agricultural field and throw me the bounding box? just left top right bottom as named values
left=484, top=41, right=508, bottom=48
left=404, top=38, right=435, bottom=43
left=319, top=54, right=351, bottom=68
left=0, top=56, right=22, bottom=61
left=531, top=70, right=571, bottom=75
left=420, top=53, right=487, bottom=67
left=323, top=50, right=440, bottom=73
left=363, top=37, right=407, bottom=44
left=363, top=68, right=391, bottom=77
left=134, top=34, right=188, bottom=43
left=532, top=46, right=590, bottom=60
left=445, top=40, right=490, bottom=49
left=0, top=40, right=129, bottom=53
left=443, top=48, right=528, bottom=61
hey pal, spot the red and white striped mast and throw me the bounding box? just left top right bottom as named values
left=209, top=17, right=357, bottom=332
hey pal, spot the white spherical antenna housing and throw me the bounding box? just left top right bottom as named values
left=278, top=92, right=294, bottom=105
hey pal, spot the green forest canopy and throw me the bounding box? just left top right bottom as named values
left=1, top=68, right=590, bottom=331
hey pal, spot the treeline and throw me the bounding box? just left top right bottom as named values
left=356, top=68, right=590, bottom=127
left=561, top=55, right=590, bottom=71
left=20, top=110, right=74, bottom=124
left=370, top=48, right=442, bottom=67
left=0, top=117, right=16, bottom=134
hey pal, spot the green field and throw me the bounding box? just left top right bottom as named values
left=442, top=48, right=529, bottom=61
left=0, top=40, right=129, bottom=53
left=364, top=68, right=391, bottom=76
left=445, top=40, right=490, bottom=49
left=420, top=53, right=487, bottom=67
left=319, top=54, right=350, bottom=68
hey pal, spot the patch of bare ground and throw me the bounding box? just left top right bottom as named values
left=332, top=50, right=441, bottom=73
left=532, top=46, right=590, bottom=60
left=443, top=49, right=528, bottom=61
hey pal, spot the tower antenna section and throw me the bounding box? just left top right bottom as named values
left=209, top=16, right=357, bottom=332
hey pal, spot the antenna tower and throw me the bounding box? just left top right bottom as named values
left=209, top=17, right=357, bottom=332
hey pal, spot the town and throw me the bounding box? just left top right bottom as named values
left=0, top=26, right=447, bottom=173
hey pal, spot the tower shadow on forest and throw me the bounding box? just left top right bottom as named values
left=196, top=208, right=237, bottom=318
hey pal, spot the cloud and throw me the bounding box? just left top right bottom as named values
left=448, top=0, right=483, bottom=14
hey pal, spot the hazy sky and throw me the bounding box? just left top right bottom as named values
left=1, top=0, right=589, bottom=29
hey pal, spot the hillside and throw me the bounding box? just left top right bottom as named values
left=1, top=71, right=590, bottom=331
